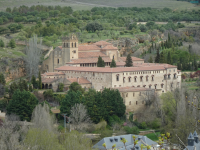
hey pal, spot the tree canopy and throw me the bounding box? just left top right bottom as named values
left=125, top=54, right=133, bottom=67
left=97, top=56, right=105, bottom=67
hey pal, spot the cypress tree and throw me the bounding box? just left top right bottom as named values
left=159, top=52, right=165, bottom=63
left=31, top=75, right=37, bottom=89
left=110, top=59, right=116, bottom=68
left=155, top=49, right=160, bottom=63
left=125, top=54, right=133, bottom=67
left=38, top=71, right=42, bottom=89
left=167, top=51, right=172, bottom=65
left=168, top=33, right=171, bottom=42
left=97, top=56, right=105, bottom=67
left=22, top=80, right=28, bottom=91
left=177, top=62, right=182, bottom=70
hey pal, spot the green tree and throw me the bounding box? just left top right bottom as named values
left=148, top=56, right=153, bottom=63
left=60, top=90, right=84, bottom=116
left=85, top=22, right=103, bottom=32
left=110, top=59, right=116, bottom=68
left=6, top=89, right=38, bottom=121
left=0, top=39, right=5, bottom=47
left=69, top=82, right=84, bottom=93
left=9, top=39, right=16, bottom=48
left=31, top=75, right=37, bottom=89
left=167, top=51, right=172, bottom=65
left=97, top=56, right=105, bottom=67
left=159, top=52, right=165, bottom=63
left=125, top=54, right=133, bottom=67
left=155, top=49, right=160, bottom=63
left=38, top=71, right=42, bottom=89
left=58, top=83, right=64, bottom=92
left=0, top=73, right=6, bottom=85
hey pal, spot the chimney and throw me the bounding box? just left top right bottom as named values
left=188, top=133, right=195, bottom=146
left=193, top=131, right=199, bottom=143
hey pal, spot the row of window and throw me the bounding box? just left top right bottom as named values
left=63, top=42, right=77, bottom=48
left=129, top=101, right=145, bottom=105
left=117, top=76, right=154, bottom=82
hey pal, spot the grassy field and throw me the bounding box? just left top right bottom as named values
left=0, top=0, right=199, bottom=11
left=145, top=132, right=160, bottom=141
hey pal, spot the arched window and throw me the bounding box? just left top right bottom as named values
left=161, top=84, right=164, bottom=88
left=136, top=101, right=138, bottom=105
left=146, top=76, right=148, bottom=81
left=128, top=77, right=131, bottom=82
left=72, top=43, right=73, bottom=47
left=67, top=43, right=69, bottom=47
left=116, top=74, right=119, bottom=81
left=123, top=77, right=125, bottom=83
left=140, top=76, right=143, bottom=82
left=134, top=77, right=137, bottom=82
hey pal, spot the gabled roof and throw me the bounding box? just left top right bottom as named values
left=67, top=77, right=91, bottom=84
left=92, top=41, right=112, bottom=46
left=78, top=45, right=101, bottom=51
left=42, top=78, right=59, bottom=83
left=101, top=45, right=118, bottom=50
left=188, top=133, right=194, bottom=139
left=93, top=134, right=157, bottom=150
left=78, top=52, right=107, bottom=58
left=55, top=64, right=177, bottom=73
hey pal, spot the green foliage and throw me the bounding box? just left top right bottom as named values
left=85, top=22, right=103, bottom=32
left=43, top=89, right=54, bottom=100
left=124, top=126, right=139, bottom=134
left=60, top=90, right=84, bottom=116
left=69, top=82, right=84, bottom=93
left=148, top=56, right=153, bottom=63
left=38, top=71, right=42, bottom=89
left=6, top=89, right=38, bottom=121
left=8, top=39, right=16, bottom=48
left=125, top=54, right=133, bottom=67
left=31, top=75, right=38, bottom=89
left=0, top=73, right=6, bottom=85
left=97, top=56, right=105, bottom=67
left=140, top=122, right=147, bottom=129
left=145, top=132, right=160, bottom=141
left=110, top=59, right=116, bottom=68
left=58, top=83, right=64, bottom=92
left=0, top=39, right=4, bottom=47
left=151, top=118, right=161, bottom=129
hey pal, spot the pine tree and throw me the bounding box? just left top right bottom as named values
left=9, top=39, right=16, bottom=48
left=38, top=71, right=42, bottom=89
left=110, top=59, right=116, bottom=68
left=97, top=56, right=105, bottom=67
left=148, top=56, right=153, bottom=63
left=155, top=49, right=160, bottom=63
left=125, top=54, right=133, bottom=67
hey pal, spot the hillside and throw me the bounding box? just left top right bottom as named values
left=0, top=0, right=199, bottom=11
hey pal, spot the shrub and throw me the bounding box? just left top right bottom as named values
left=87, top=124, right=96, bottom=133
left=139, top=122, right=147, bottom=129
left=95, top=120, right=107, bottom=130
left=58, top=125, right=64, bottom=132
left=151, top=119, right=161, bottom=129
left=124, top=126, right=139, bottom=134
left=120, top=31, right=124, bottom=35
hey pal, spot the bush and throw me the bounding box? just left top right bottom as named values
left=87, top=124, right=96, bottom=133
left=139, top=122, right=147, bottom=129
left=95, top=120, right=107, bottom=130
left=151, top=119, right=161, bottom=129
left=124, top=126, right=139, bottom=134
left=58, top=125, right=64, bottom=132
left=120, top=31, right=124, bottom=35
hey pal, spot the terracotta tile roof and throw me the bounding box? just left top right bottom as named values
left=113, top=87, right=153, bottom=92
left=101, top=45, right=118, bottom=50
left=58, top=46, right=62, bottom=50
left=55, top=64, right=177, bottom=73
left=116, top=62, right=125, bottom=66
left=66, top=57, right=112, bottom=64
left=42, top=72, right=65, bottom=76
left=120, top=57, right=144, bottom=62
left=78, top=52, right=107, bottom=58
left=67, top=77, right=91, bottom=84
left=78, top=45, right=101, bottom=51
left=42, top=78, right=59, bottom=83
left=92, top=41, right=112, bottom=46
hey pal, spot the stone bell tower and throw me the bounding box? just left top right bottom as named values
left=62, top=34, right=79, bottom=64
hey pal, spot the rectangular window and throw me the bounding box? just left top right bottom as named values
left=133, top=93, right=135, bottom=97
left=139, top=92, right=141, bottom=96
left=126, top=93, right=128, bottom=97
left=129, top=101, right=131, bottom=105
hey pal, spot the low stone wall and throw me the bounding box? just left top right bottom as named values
left=139, top=130, right=155, bottom=135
